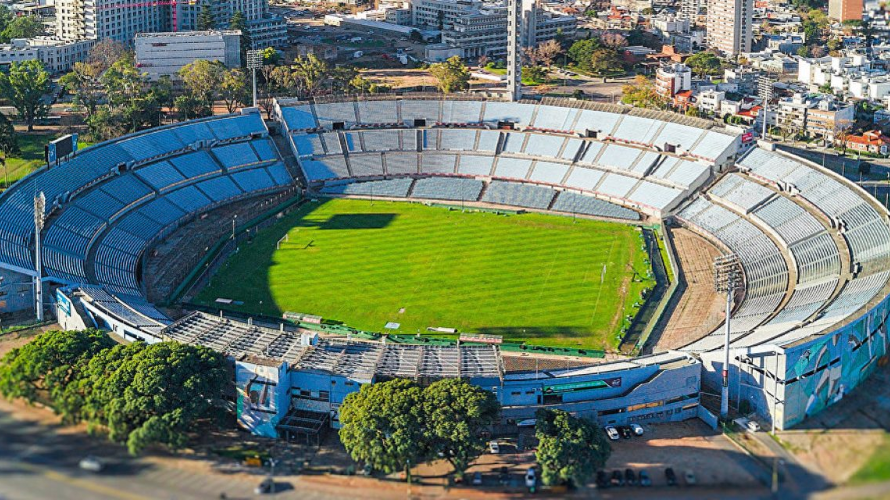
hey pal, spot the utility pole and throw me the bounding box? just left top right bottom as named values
left=714, top=254, right=742, bottom=419
left=33, top=192, right=45, bottom=322
left=247, top=49, right=263, bottom=109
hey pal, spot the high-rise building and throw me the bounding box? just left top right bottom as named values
left=706, top=0, right=753, bottom=56
left=828, top=0, right=862, bottom=22
left=55, top=0, right=168, bottom=43
left=135, top=30, right=241, bottom=80
left=55, top=0, right=285, bottom=48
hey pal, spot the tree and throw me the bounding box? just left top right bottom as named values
left=82, top=342, right=227, bottom=455
left=409, top=29, right=423, bottom=43
left=0, top=60, right=50, bottom=132
left=230, top=11, right=252, bottom=63
left=0, top=329, right=115, bottom=420
left=600, top=32, right=628, bottom=50
left=524, top=65, right=548, bottom=84
left=197, top=4, right=216, bottom=30
left=179, top=59, right=224, bottom=115
left=101, top=55, right=153, bottom=133
left=291, top=54, right=331, bottom=96
left=0, top=112, right=17, bottom=155
left=422, top=379, right=499, bottom=476
left=621, top=75, right=665, bottom=109
left=535, top=409, right=611, bottom=488
left=87, top=39, right=128, bottom=72
left=685, top=51, right=722, bottom=78
left=534, top=39, right=563, bottom=67
left=588, top=48, right=623, bottom=82
left=220, top=68, right=249, bottom=112
left=0, top=15, right=43, bottom=43
left=339, top=379, right=427, bottom=479
left=568, top=38, right=602, bottom=72
left=59, top=62, right=103, bottom=120
left=429, top=56, right=470, bottom=93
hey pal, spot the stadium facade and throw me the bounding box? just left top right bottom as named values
left=0, top=97, right=887, bottom=438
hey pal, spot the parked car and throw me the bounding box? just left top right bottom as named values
left=604, top=425, right=620, bottom=440
left=611, top=470, right=625, bottom=487
left=685, top=470, right=697, bottom=486
left=665, top=467, right=678, bottom=486
left=639, top=469, right=652, bottom=487
left=630, top=423, right=644, bottom=436
left=489, top=440, right=500, bottom=454
left=595, top=470, right=609, bottom=488
left=78, top=456, right=104, bottom=473
left=472, top=471, right=483, bottom=485
left=625, top=468, right=636, bottom=486
left=525, top=468, right=536, bottom=488
left=255, top=476, right=275, bottom=495
left=619, top=426, right=633, bottom=439
left=746, top=420, right=761, bottom=432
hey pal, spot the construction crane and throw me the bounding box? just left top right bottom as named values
left=92, top=0, right=197, bottom=32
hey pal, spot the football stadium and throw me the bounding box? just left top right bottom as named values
left=2, top=95, right=889, bottom=441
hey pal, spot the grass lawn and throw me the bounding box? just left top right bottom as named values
left=194, top=198, right=653, bottom=350
left=2, top=133, right=92, bottom=190
left=850, top=434, right=890, bottom=484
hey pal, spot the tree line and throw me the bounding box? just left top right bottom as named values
left=338, top=378, right=611, bottom=488
left=0, top=329, right=228, bottom=455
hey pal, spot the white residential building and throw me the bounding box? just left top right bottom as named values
left=706, top=0, right=753, bottom=56
left=0, top=37, right=93, bottom=73
left=135, top=31, right=241, bottom=80
left=655, top=63, right=692, bottom=98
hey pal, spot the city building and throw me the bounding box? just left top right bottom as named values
left=420, top=0, right=576, bottom=58
left=706, top=0, right=753, bottom=56
left=55, top=0, right=285, bottom=48
left=776, top=92, right=854, bottom=140
left=55, top=0, right=168, bottom=43
left=844, top=130, right=890, bottom=154
left=655, top=63, right=693, bottom=98
left=828, top=0, right=863, bottom=22
left=0, top=37, right=93, bottom=73
left=135, top=31, right=241, bottom=81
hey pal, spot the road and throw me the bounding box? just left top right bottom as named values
left=0, top=406, right=261, bottom=500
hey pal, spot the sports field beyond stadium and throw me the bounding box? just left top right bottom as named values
left=194, top=198, right=654, bottom=350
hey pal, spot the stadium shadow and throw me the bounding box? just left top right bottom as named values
left=316, top=213, right=397, bottom=230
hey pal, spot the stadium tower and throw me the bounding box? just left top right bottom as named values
left=506, top=0, right=522, bottom=101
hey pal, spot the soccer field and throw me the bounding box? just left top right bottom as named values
left=193, top=198, right=654, bottom=350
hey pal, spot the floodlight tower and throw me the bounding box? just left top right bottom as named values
left=714, top=254, right=741, bottom=419
left=33, top=192, right=45, bottom=322
left=247, top=49, right=263, bottom=109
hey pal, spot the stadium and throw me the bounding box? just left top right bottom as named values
left=2, top=94, right=889, bottom=441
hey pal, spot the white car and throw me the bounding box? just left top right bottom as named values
left=745, top=420, right=761, bottom=433
left=78, top=456, right=104, bottom=473
left=525, top=468, right=536, bottom=488
left=630, top=423, right=644, bottom=436
left=489, top=440, right=500, bottom=454
left=604, top=425, right=620, bottom=441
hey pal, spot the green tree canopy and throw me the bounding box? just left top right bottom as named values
left=0, top=329, right=115, bottom=418
left=422, top=379, right=499, bottom=476
left=220, top=68, right=249, bottom=112
left=0, top=60, right=50, bottom=131
left=179, top=59, right=224, bottom=113
left=0, top=15, right=44, bottom=43
left=197, top=4, right=216, bottom=30
left=339, top=379, right=427, bottom=478
left=291, top=54, right=332, bottom=96
left=60, top=61, right=103, bottom=119
left=567, top=38, right=602, bottom=72
left=685, top=51, right=723, bottom=78
left=429, top=56, right=470, bottom=93
left=230, top=11, right=252, bottom=62
left=0, top=111, right=18, bottom=156
left=535, top=409, right=611, bottom=488
left=588, top=48, right=624, bottom=81
left=82, top=341, right=227, bottom=455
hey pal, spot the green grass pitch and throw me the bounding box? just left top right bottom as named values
left=193, top=198, right=654, bottom=350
